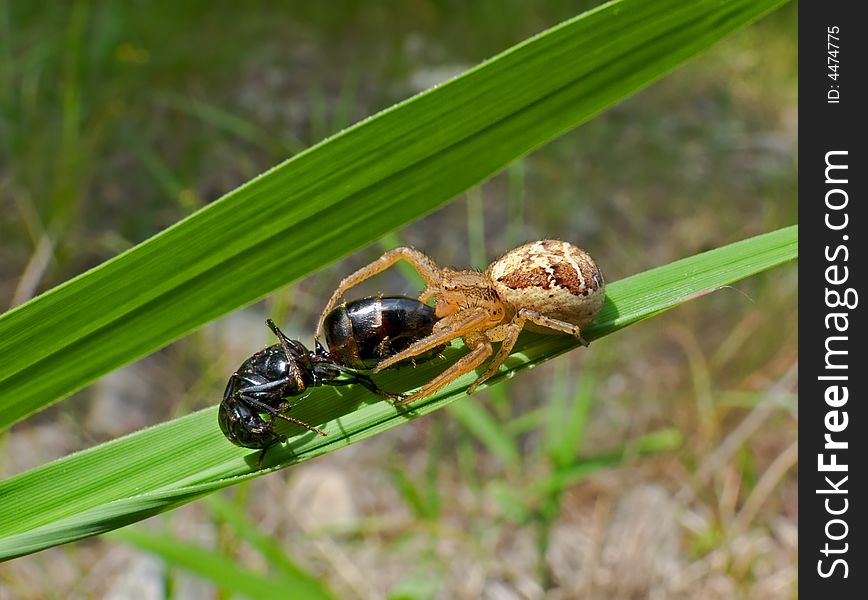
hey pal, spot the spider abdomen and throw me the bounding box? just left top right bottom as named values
left=488, top=239, right=605, bottom=329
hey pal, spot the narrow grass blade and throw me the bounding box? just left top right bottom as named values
left=204, top=495, right=332, bottom=590
left=448, top=400, right=521, bottom=467
left=110, top=528, right=336, bottom=600
left=388, top=468, right=437, bottom=521
left=0, top=0, right=789, bottom=429
left=0, top=226, right=796, bottom=561
left=545, top=362, right=597, bottom=469
left=533, top=428, right=684, bottom=497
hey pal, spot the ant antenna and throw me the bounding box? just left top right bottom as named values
left=265, top=318, right=311, bottom=381
left=266, top=318, right=288, bottom=342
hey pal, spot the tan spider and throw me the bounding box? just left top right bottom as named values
left=317, top=240, right=605, bottom=404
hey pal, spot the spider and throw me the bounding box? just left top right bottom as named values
left=316, top=239, right=605, bottom=404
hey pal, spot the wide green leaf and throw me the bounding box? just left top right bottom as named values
left=0, top=226, right=797, bottom=561
left=0, top=0, right=788, bottom=429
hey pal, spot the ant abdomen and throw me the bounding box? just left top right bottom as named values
left=323, top=296, right=439, bottom=369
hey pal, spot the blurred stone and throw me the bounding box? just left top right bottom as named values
left=4, top=422, right=77, bottom=475
left=285, top=465, right=359, bottom=531
left=547, top=523, right=592, bottom=594
left=596, top=484, right=681, bottom=597
left=103, top=552, right=163, bottom=600
left=88, top=362, right=155, bottom=437
left=213, top=310, right=280, bottom=360
left=548, top=484, right=682, bottom=599
left=408, top=65, right=470, bottom=93
left=482, top=579, right=523, bottom=600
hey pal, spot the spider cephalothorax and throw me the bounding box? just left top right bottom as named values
left=317, top=240, right=604, bottom=404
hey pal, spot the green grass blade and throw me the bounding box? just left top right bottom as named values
left=448, top=400, right=521, bottom=467
left=545, top=361, right=597, bottom=469
left=533, top=428, right=685, bottom=497
left=388, top=467, right=437, bottom=521
left=0, top=226, right=797, bottom=561
left=110, top=528, right=336, bottom=600
left=203, top=495, right=334, bottom=591
left=0, top=0, right=788, bottom=429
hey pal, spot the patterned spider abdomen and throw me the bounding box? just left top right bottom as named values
left=488, top=239, right=605, bottom=329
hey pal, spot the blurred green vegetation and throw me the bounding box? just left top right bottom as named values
left=1, top=1, right=796, bottom=598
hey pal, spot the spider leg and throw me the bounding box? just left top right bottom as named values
left=466, top=313, right=528, bottom=394
left=398, top=341, right=493, bottom=405
left=521, top=309, right=588, bottom=346
left=418, top=287, right=436, bottom=304
left=316, top=247, right=442, bottom=339
left=372, top=307, right=490, bottom=373
left=466, top=308, right=588, bottom=394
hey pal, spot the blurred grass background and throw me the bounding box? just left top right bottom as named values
left=1, top=1, right=796, bottom=598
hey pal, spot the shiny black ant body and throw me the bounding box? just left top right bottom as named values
left=219, top=296, right=438, bottom=463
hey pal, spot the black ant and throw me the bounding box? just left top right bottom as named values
left=219, top=296, right=439, bottom=465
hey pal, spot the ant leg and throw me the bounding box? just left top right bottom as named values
left=237, top=378, right=290, bottom=394
left=313, top=338, right=329, bottom=357
left=317, top=247, right=442, bottom=339
left=399, top=342, right=493, bottom=405
left=326, top=365, right=404, bottom=402
left=272, top=413, right=327, bottom=436
left=256, top=447, right=270, bottom=469
left=241, top=395, right=328, bottom=436
left=372, top=307, right=490, bottom=373
left=255, top=438, right=286, bottom=469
